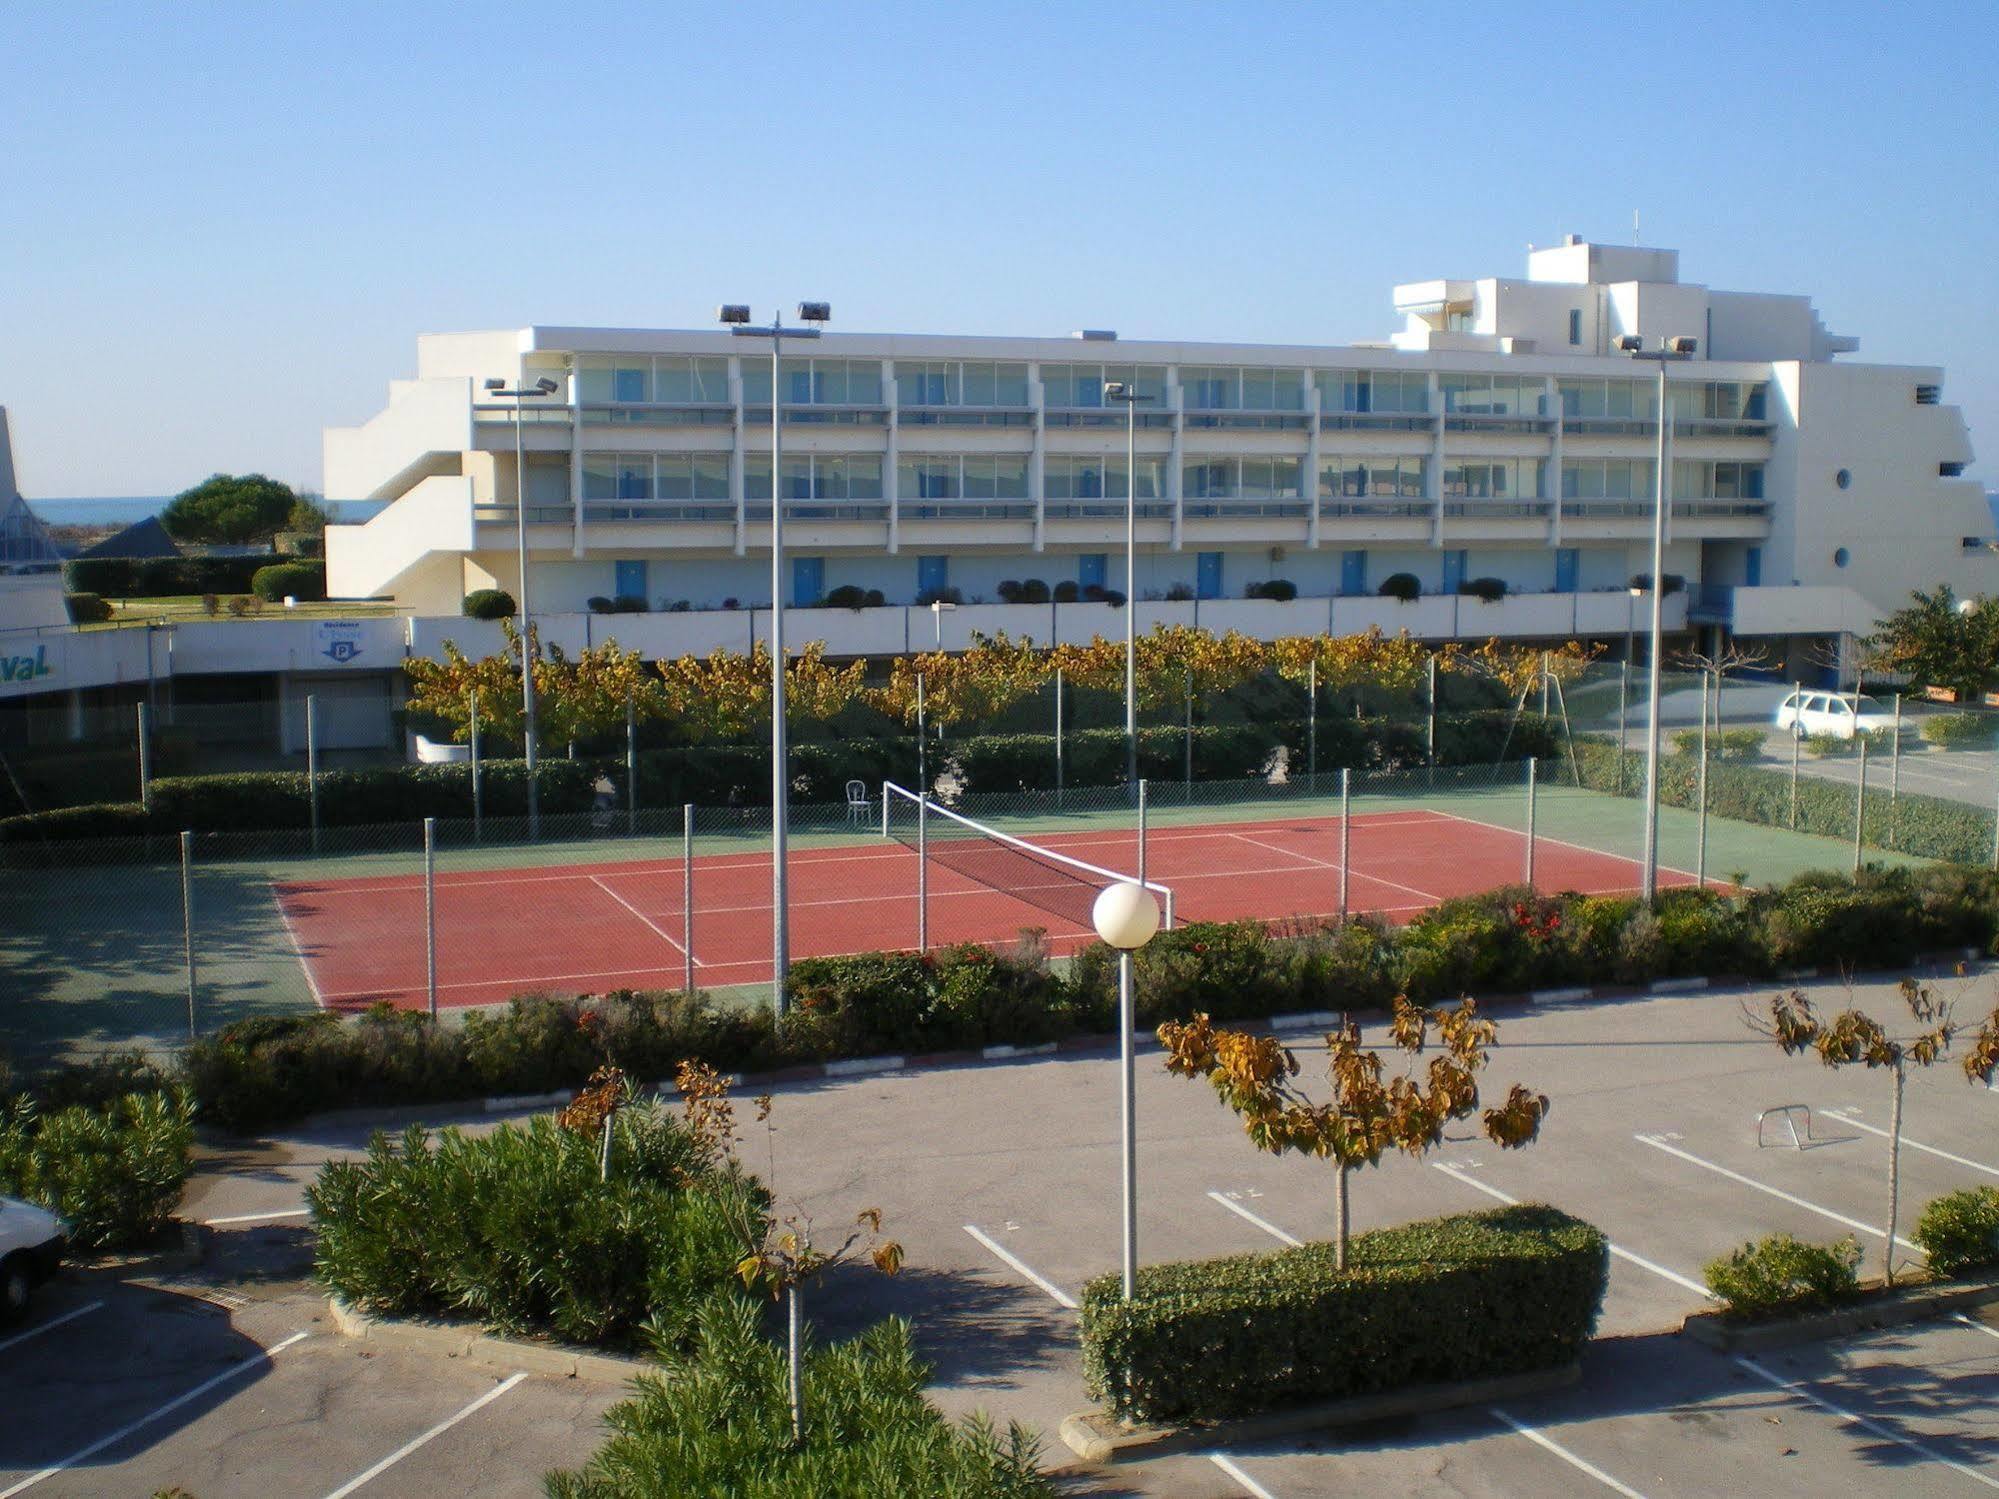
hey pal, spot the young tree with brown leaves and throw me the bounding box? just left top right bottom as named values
left=1159, top=998, right=1549, bottom=1269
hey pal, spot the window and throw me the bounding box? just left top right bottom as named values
left=1561, top=459, right=1655, bottom=500
left=652, top=356, right=730, bottom=403
left=1833, top=547, right=1851, bottom=568
left=1441, top=459, right=1538, bottom=499
left=1836, top=468, right=1852, bottom=490
left=1315, top=369, right=1428, bottom=415
left=1568, top=309, right=1582, bottom=345
left=1916, top=384, right=1942, bottom=405
left=1942, top=461, right=1968, bottom=477
left=746, top=453, right=884, bottom=500
left=612, top=365, right=649, bottom=403
left=1040, top=363, right=1167, bottom=407
left=1557, top=378, right=1655, bottom=420
left=1181, top=458, right=1303, bottom=502
left=1320, top=456, right=1425, bottom=499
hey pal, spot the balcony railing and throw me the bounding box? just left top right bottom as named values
left=1319, top=411, right=1432, bottom=432
left=473, top=403, right=572, bottom=426
left=577, top=403, right=734, bottom=427
left=896, top=406, right=1035, bottom=427
left=1183, top=499, right=1311, bottom=519
left=1441, top=501, right=1552, bottom=519
left=1442, top=413, right=1551, bottom=434
left=1043, top=409, right=1174, bottom=429
left=1181, top=411, right=1312, bottom=431
left=1043, top=502, right=1173, bottom=520
left=741, top=405, right=889, bottom=426
left=1557, top=498, right=1770, bottom=520
left=1318, top=499, right=1430, bottom=518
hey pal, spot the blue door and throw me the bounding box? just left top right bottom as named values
left=1553, top=547, right=1579, bottom=594
left=791, top=556, right=824, bottom=607
left=1339, top=549, right=1366, bottom=597
left=614, top=559, right=648, bottom=603
left=1745, top=545, right=1763, bottom=587
left=1442, top=549, right=1468, bottom=594
left=1078, top=553, right=1108, bottom=590
left=1196, top=552, right=1223, bottom=599
left=917, top=555, right=950, bottom=597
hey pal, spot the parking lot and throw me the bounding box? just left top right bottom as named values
left=5, top=964, right=1998, bottom=1496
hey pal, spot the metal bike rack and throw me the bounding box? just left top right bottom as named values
left=1755, top=1103, right=1817, bottom=1151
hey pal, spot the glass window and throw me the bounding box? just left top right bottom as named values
left=1107, top=364, right=1168, bottom=405
left=612, top=365, right=649, bottom=403
left=1182, top=367, right=1236, bottom=410
left=577, top=362, right=616, bottom=404
left=1107, top=456, right=1164, bottom=499
left=694, top=455, right=729, bottom=498
left=992, top=363, right=1030, bottom=406
left=655, top=455, right=693, bottom=500
left=1568, top=308, right=1582, bottom=345
left=898, top=456, right=959, bottom=500
left=896, top=361, right=956, bottom=406
left=740, top=361, right=772, bottom=405
left=582, top=454, right=619, bottom=500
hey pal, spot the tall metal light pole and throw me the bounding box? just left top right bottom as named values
left=1104, top=382, right=1156, bottom=789
left=483, top=374, right=560, bottom=839
left=721, top=302, right=829, bottom=1021
left=1616, top=334, right=1698, bottom=901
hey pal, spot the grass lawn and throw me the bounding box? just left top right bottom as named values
left=80, top=595, right=400, bottom=628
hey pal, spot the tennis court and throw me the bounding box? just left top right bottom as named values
left=273, top=803, right=1698, bottom=1012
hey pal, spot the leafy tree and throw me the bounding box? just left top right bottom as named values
left=1160, top=999, right=1549, bottom=1268
left=160, top=473, right=300, bottom=545
left=1867, top=586, right=1999, bottom=703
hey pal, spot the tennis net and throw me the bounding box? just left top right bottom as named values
left=882, top=781, right=1174, bottom=933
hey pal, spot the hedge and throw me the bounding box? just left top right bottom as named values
left=1079, top=1204, right=1607, bottom=1422
left=62, top=555, right=274, bottom=598
left=1910, top=1187, right=1999, bottom=1277
left=462, top=588, right=515, bottom=620
left=0, top=1088, right=196, bottom=1249
left=250, top=560, right=326, bottom=602
left=65, top=592, right=111, bottom=623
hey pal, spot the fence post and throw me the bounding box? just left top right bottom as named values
left=306, top=692, right=321, bottom=855
left=1696, top=670, right=1710, bottom=889
left=1338, top=767, right=1351, bottom=921
left=1426, top=653, right=1438, bottom=788
left=917, top=791, right=929, bottom=952
left=1308, top=659, right=1318, bottom=795
left=1524, top=756, right=1537, bottom=890
left=1540, top=651, right=1550, bottom=718
left=1054, top=667, right=1065, bottom=806
left=1853, top=736, right=1869, bottom=877
left=1138, top=778, right=1149, bottom=887
left=1991, top=762, right=1999, bottom=873
left=916, top=671, right=926, bottom=797
left=1889, top=692, right=1902, bottom=850
left=683, top=803, right=695, bottom=994
left=1789, top=680, right=1801, bottom=830
left=1616, top=661, right=1629, bottom=794
left=626, top=695, right=638, bottom=837
left=423, top=816, right=438, bottom=1019
left=180, top=830, right=196, bottom=1039
left=469, top=693, right=483, bottom=842
left=137, top=702, right=154, bottom=811
left=1183, top=671, right=1193, bottom=797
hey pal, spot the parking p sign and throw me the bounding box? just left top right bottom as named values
left=315, top=620, right=366, bottom=665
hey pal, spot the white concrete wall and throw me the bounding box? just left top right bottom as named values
left=326, top=474, right=477, bottom=601
left=323, top=376, right=474, bottom=501
left=0, top=573, right=70, bottom=630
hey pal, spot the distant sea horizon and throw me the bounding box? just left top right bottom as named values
left=27, top=496, right=383, bottom=525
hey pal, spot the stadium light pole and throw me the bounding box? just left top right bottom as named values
left=1104, top=382, right=1156, bottom=790
left=1616, top=333, right=1699, bottom=903
left=1093, top=880, right=1161, bottom=1302
left=722, top=302, right=829, bottom=1022
left=483, top=374, right=561, bottom=839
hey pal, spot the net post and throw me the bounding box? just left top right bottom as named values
left=1426, top=653, right=1438, bottom=789
left=1853, top=736, right=1869, bottom=876
left=916, top=671, right=926, bottom=797
left=1162, top=886, right=1175, bottom=932
left=306, top=692, right=321, bottom=855
left=1338, top=767, right=1351, bottom=922
left=880, top=781, right=889, bottom=840
left=917, top=791, right=929, bottom=952
left=1524, top=756, right=1537, bottom=890
left=626, top=694, right=638, bottom=838
left=137, top=702, right=153, bottom=812
left=1307, top=659, right=1318, bottom=796
left=683, top=803, right=695, bottom=995
left=180, top=829, right=196, bottom=1040
left=1789, top=680, right=1800, bottom=830
left=1696, top=670, right=1709, bottom=889
left=1183, top=670, right=1193, bottom=797
left=1889, top=692, right=1902, bottom=850
left=423, top=816, right=438, bottom=1019
left=1138, top=778, right=1149, bottom=887
left=469, top=692, right=483, bottom=843
left=1054, top=667, right=1065, bottom=807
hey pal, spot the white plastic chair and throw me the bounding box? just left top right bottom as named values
left=846, top=779, right=871, bottom=824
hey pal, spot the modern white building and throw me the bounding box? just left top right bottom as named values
left=321, top=237, right=1988, bottom=662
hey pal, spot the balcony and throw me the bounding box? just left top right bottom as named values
left=1043, top=408, right=1174, bottom=429
left=1319, top=411, right=1432, bottom=433
left=576, top=403, right=733, bottom=427
left=1181, top=410, right=1312, bottom=432
left=1441, top=501, right=1551, bottom=520
left=896, top=405, right=1035, bottom=428
left=742, top=405, right=889, bottom=427
left=1442, top=412, right=1551, bottom=435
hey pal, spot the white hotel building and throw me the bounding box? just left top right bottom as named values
left=327, top=237, right=1985, bottom=665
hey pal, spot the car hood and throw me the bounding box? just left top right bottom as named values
left=0, top=1195, right=66, bottom=1250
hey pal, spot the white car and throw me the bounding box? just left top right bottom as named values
left=1774, top=690, right=1900, bottom=740
left=0, top=1196, right=68, bottom=1324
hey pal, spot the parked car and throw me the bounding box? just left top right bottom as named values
left=1774, top=690, right=1900, bottom=740
left=1, top=1196, right=68, bottom=1324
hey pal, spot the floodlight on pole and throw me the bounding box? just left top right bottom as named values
left=726, top=302, right=828, bottom=1023
left=1093, top=879, right=1161, bottom=1302
left=1104, top=381, right=1156, bottom=791
left=1617, top=332, right=1700, bottom=903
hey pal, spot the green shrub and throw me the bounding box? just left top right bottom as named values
left=64, top=591, right=112, bottom=623
left=249, top=561, right=326, bottom=602
left=1071, top=921, right=1300, bottom=1028
left=1922, top=711, right=1996, bottom=748
left=1911, top=1187, right=1999, bottom=1277
left=1703, top=1232, right=1862, bottom=1320
left=0, top=1089, right=195, bottom=1249
left=1459, top=576, right=1508, bottom=602
left=1717, top=727, right=1767, bottom=761
left=547, top=1299, right=1050, bottom=1497
left=308, top=1098, right=764, bottom=1349
left=1079, top=1205, right=1607, bottom=1423
left=1379, top=572, right=1421, bottom=602
left=785, top=942, right=1073, bottom=1057
left=1245, top=578, right=1298, bottom=601
left=461, top=588, right=515, bottom=619
left=1805, top=732, right=1848, bottom=758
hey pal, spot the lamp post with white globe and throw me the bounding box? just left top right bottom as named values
left=1093, top=879, right=1161, bottom=1301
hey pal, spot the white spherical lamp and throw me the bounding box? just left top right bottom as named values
left=1092, top=881, right=1161, bottom=951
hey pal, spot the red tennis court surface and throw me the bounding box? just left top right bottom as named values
left=273, top=808, right=1695, bottom=1013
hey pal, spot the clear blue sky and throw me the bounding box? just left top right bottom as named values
left=4, top=0, right=1995, bottom=497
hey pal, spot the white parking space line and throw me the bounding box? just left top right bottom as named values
left=1431, top=1163, right=1715, bottom=1299
left=961, top=1225, right=1078, bottom=1310
left=0, top=1299, right=104, bottom=1355
left=1734, top=1354, right=1999, bottom=1491
left=0, top=1330, right=310, bottom=1497
left=1821, top=1109, right=1999, bottom=1180
left=1953, top=1312, right=1999, bottom=1343
left=1207, top=1451, right=1280, bottom=1499
left=320, top=1371, right=527, bottom=1499
left=201, top=1207, right=311, bottom=1226
left=1633, top=1134, right=1922, bottom=1253
left=1206, top=1190, right=1303, bottom=1247
left=1490, top=1407, right=1650, bottom=1497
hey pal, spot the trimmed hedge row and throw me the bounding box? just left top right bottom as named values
left=1080, top=1205, right=1608, bottom=1422
left=62, top=555, right=276, bottom=598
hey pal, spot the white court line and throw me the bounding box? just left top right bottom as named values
left=0, top=1330, right=310, bottom=1497
left=1821, top=1109, right=1999, bottom=1181
left=270, top=886, right=327, bottom=1009
left=962, top=1225, right=1078, bottom=1310
left=1953, top=1312, right=1999, bottom=1343
left=320, top=1370, right=527, bottom=1499
left=1206, top=1190, right=1304, bottom=1247
left=1734, top=1354, right=1999, bottom=1491
left=588, top=875, right=701, bottom=965
left=0, top=1299, right=104, bottom=1355
left=1224, top=831, right=1443, bottom=905
left=1433, top=809, right=1704, bottom=886
left=1490, top=1407, right=1649, bottom=1497
left=201, top=1207, right=310, bottom=1226
left=1431, top=1163, right=1715, bottom=1299
left=1633, top=1134, right=1922, bottom=1253
left=1207, top=1451, right=1280, bottom=1499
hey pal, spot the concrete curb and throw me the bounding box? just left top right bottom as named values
left=1682, top=1276, right=1999, bottom=1354
left=1059, top=1361, right=1581, bottom=1463
left=327, top=1296, right=650, bottom=1382
left=72, top=1220, right=205, bottom=1281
